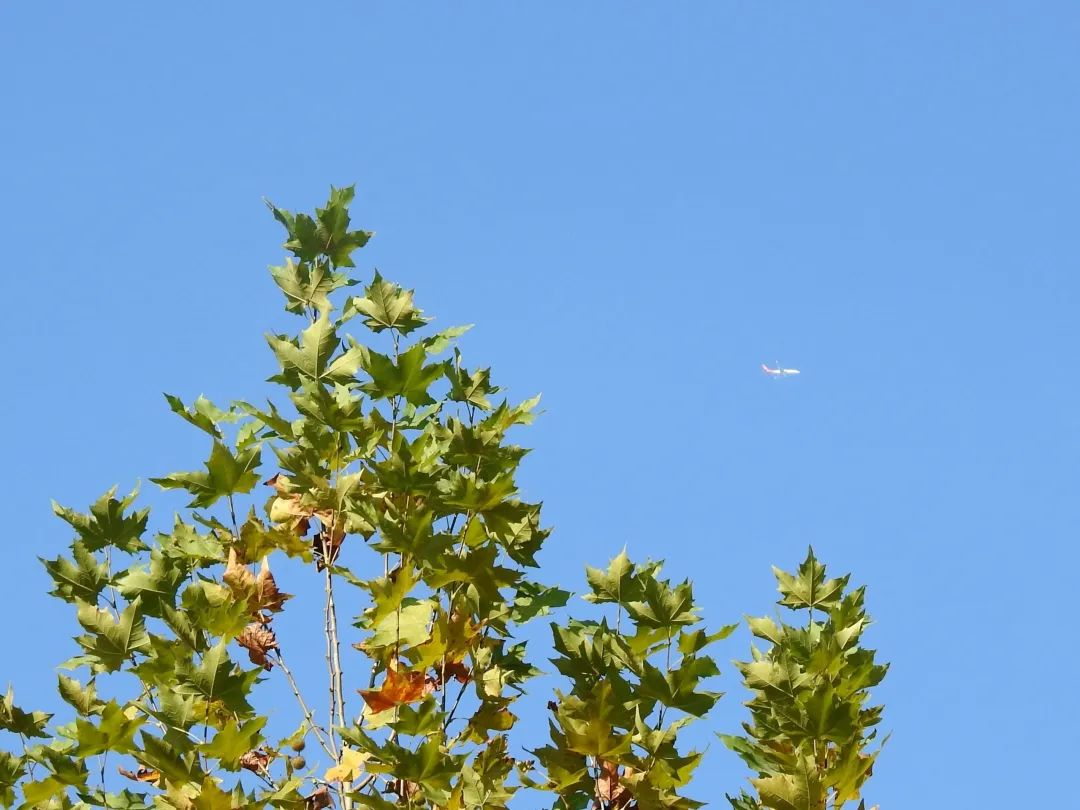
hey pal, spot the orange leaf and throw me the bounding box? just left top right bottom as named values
left=359, top=664, right=431, bottom=713
left=118, top=766, right=160, bottom=785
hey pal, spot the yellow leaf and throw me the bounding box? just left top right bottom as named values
left=324, top=747, right=369, bottom=784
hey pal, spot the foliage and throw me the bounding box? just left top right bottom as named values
left=526, top=551, right=736, bottom=809
left=1, top=188, right=888, bottom=810
left=721, top=551, right=888, bottom=810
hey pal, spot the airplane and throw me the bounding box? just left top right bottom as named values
left=762, top=363, right=800, bottom=378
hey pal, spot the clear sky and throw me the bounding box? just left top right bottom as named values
left=3, top=2, right=1079, bottom=806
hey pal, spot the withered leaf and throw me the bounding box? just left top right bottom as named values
left=436, top=659, right=470, bottom=686
left=305, top=786, right=332, bottom=809
left=237, top=623, right=279, bottom=670
left=255, top=558, right=291, bottom=614
left=224, top=547, right=255, bottom=595
left=597, top=760, right=632, bottom=808
left=386, top=779, right=421, bottom=800
left=239, top=749, right=271, bottom=773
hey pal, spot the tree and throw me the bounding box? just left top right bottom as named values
left=1, top=188, right=888, bottom=810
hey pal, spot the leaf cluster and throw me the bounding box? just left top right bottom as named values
left=722, top=550, right=889, bottom=810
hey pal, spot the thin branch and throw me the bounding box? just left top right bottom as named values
left=272, top=651, right=336, bottom=760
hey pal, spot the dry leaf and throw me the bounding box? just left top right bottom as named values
left=256, top=558, right=291, bottom=613
left=118, top=766, right=160, bottom=785
left=224, top=547, right=255, bottom=595
left=305, top=786, right=332, bottom=809
left=239, top=749, right=271, bottom=773
left=359, top=662, right=432, bottom=713
left=386, top=779, right=421, bottom=800
left=436, top=659, right=470, bottom=686
left=596, top=760, right=632, bottom=808
left=312, top=522, right=345, bottom=571
left=237, top=623, right=279, bottom=670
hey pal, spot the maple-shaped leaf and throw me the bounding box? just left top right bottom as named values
left=267, top=185, right=372, bottom=267
left=360, top=342, right=443, bottom=406
left=270, top=257, right=352, bottom=315
left=343, top=271, right=430, bottom=334
left=75, top=598, right=151, bottom=673
left=0, top=686, right=50, bottom=738
left=52, top=485, right=148, bottom=553
left=255, top=558, right=291, bottom=614
left=173, top=641, right=258, bottom=716
left=773, top=548, right=849, bottom=614
left=186, top=776, right=238, bottom=810
left=41, top=541, right=110, bottom=604
left=200, top=717, right=268, bottom=770
left=163, top=393, right=238, bottom=439
left=267, top=315, right=367, bottom=386
left=236, top=623, right=279, bottom=671
left=114, top=548, right=187, bottom=617
left=751, top=754, right=823, bottom=810
left=626, top=575, right=699, bottom=631
left=57, top=675, right=105, bottom=716
left=584, top=549, right=638, bottom=606
left=324, top=747, right=370, bottom=784
left=151, top=441, right=261, bottom=508
left=359, top=662, right=432, bottom=713
left=72, top=700, right=143, bottom=757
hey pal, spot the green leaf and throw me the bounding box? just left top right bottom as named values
left=72, top=701, right=143, bottom=756
left=164, top=394, right=237, bottom=439
left=114, top=548, right=187, bottom=617
left=0, top=750, right=23, bottom=808
left=174, top=642, right=257, bottom=716
left=510, top=581, right=571, bottom=623
left=583, top=549, right=636, bottom=606
left=344, top=271, right=429, bottom=334
left=270, top=257, right=350, bottom=315
left=0, top=686, right=50, bottom=738
left=57, top=675, right=105, bottom=716
left=75, top=598, right=151, bottom=673
left=266, top=185, right=372, bottom=267
left=626, top=576, right=698, bottom=631
left=751, top=755, right=823, bottom=810
left=52, top=486, right=148, bottom=553
left=773, top=549, right=849, bottom=614
left=200, top=717, right=267, bottom=769
left=360, top=342, right=443, bottom=406
left=41, top=542, right=110, bottom=604
left=151, top=441, right=261, bottom=508
left=267, top=315, right=367, bottom=387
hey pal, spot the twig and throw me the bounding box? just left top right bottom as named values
left=272, top=651, right=336, bottom=760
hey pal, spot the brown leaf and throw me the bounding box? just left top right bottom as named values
left=597, top=760, right=632, bottom=808
left=359, top=662, right=431, bottom=713
left=312, top=523, right=344, bottom=571
left=224, top=547, right=255, bottom=595
left=256, top=558, right=291, bottom=613
left=436, top=659, right=470, bottom=686
left=118, top=766, right=160, bottom=785
left=239, top=749, right=271, bottom=773
left=237, top=623, right=279, bottom=670
left=305, top=786, right=332, bottom=809
left=386, top=779, right=421, bottom=800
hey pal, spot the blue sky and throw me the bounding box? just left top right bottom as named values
left=3, top=1, right=1079, bottom=806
